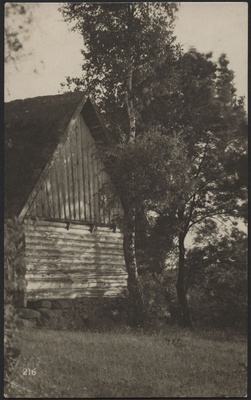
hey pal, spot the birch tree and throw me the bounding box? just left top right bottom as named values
left=60, top=3, right=181, bottom=322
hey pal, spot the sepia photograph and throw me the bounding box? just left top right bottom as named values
left=4, top=2, right=248, bottom=398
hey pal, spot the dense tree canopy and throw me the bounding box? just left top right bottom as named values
left=60, top=3, right=247, bottom=327
left=61, top=2, right=180, bottom=140
left=185, top=227, right=247, bottom=329
left=61, top=2, right=185, bottom=322
left=141, top=50, right=247, bottom=326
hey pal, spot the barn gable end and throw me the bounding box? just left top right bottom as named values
left=4, top=92, right=128, bottom=303
left=25, top=113, right=123, bottom=224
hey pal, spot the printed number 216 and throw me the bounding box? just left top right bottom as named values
left=23, top=368, right=36, bottom=376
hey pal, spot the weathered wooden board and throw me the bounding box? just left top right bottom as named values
left=25, top=232, right=124, bottom=246
left=25, top=227, right=124, bottom=241
left=27, top=280, right=127, bottom=290
left=25, top=114, right=123, bottom=224
left=24, top=217, right=123, bottom=230
left=24, top=218, right=127, bottom=300
left=25, top=258, right=125, bottom=267
left=25, top=241, right=124, bottom=254
left=27, top=271, right=128, bottom=277
left=26, top=287, right=125, bottom=299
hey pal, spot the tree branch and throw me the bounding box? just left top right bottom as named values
left=187, top=209, right=232, bottom=231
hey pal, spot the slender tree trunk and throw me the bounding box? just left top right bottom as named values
left=125, top=3, right=136, bottom=143
left=124, top=71, right=144, bottom=321
left=123, top=9, right=144, bottom=322
left=123, top=205, right=145, bottom=324
left=175, top=206, right=192, bottom=327
left=176, top=232, right=192, bottom=327
left=121, top=2, right=145, bottom=324
left=125, top=65, right=136, bottom=143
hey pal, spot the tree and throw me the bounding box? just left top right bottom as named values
left=60, top=4, right=247, bottom=327
left=4, top=3, right=39, bottom=97
left=141, top=50, right=247, bottom=326
left=5, top=3, right=33, bottom=64
left=105, top=130, right=191, bottom=322
left=60, top=2, right=183, bottom=322
left=185, top=227, right=247, bottom=329
left=60, top=3, right=180, bottom=139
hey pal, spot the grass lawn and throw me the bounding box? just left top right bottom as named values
left=5, top=326, right=247, bottom=398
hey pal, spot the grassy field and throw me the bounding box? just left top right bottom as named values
left=5, top=326, right=247, bottom=398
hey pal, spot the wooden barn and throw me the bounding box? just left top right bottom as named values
left=4, top=92, right=128, bottom=306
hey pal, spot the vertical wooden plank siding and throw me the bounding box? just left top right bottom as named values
left=29, top=195, right=36, bottom=217
left=65, top=136, right=74, bottom=220
left=26, top=114, right=123, bottom=225
left=91, top=148, right=97, bottom=222
left=26, top=196, right=36, bottom=216
left=105, top=170, right=112, bottom=225
left=46, top=171, right=54, bottom=218
left=41, top=185, right=48, bottom=216
left=71, top=123, right=80, bottom=220
left=75, top=122, right=81, bottom=221
left=55, top=155, right=65, bottom=219
left=86, top=127, right=94, bottom=221
left=24, top=218, right=128, bottom=300
left=45, top=177, right=53, bottom=218
left=58, top=155, right=65, bottom=220
left=97, top=157, right=104, bottom=224
left=51, top=169, right=58, bottom=219
left=50, top=167, right=59, bottom=219
left=76, top=118, right=85, bottom=220
left=81, top=116, right=89, bottom=221
left=35, top=187, right=43, bottom=217
left=69, top=129, right=76, bottom=220
left=92, top=146, right=100, bottom=223
left=109, top=185, right=115, bottom=224
left=51, top=161, right=59, bottom=219
left=61, top=146, right=70, bottom=220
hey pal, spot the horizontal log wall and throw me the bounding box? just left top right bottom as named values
left=24, top=218, right=128, bottom=300
left=26, top=114, right=123, bottom=224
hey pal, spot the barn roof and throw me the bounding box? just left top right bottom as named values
left=4, top=92, right=110, bottom=218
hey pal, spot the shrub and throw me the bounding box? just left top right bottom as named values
left=4, top=217, right=26, bottom=301
left=185, top=229, right=248, bottom=331
left=4, top=217, right=25, bottom=380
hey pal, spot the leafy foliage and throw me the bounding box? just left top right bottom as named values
left=4, top=217, right=26, bottom=300
left=143, top=50, right=248, bottom=326
left=104, top=130, right=190, bottom=211
left=60, top=3, right=186, bottom=323
left=60, top=4, right=247, bottom=328
left=4, top=3, right=36, bottom=64
left=185, top=228, right=247, bottom=330
left=4, top=3, right=40, bottom=98
left=60, top=2, right=180, bottom=140
left=4, top=217, right=26, bottom=380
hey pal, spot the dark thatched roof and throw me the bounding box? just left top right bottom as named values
left=4, top=92, right=109, bottom=218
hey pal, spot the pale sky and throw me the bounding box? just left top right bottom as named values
left=5, top=2, right=248, bottom=106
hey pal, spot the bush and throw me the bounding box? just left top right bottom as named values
left=185, top=229, right=248, bottom=331
left=4, top=217, right=26, bottom=301
left=4, top=217, right=25, bottom=380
